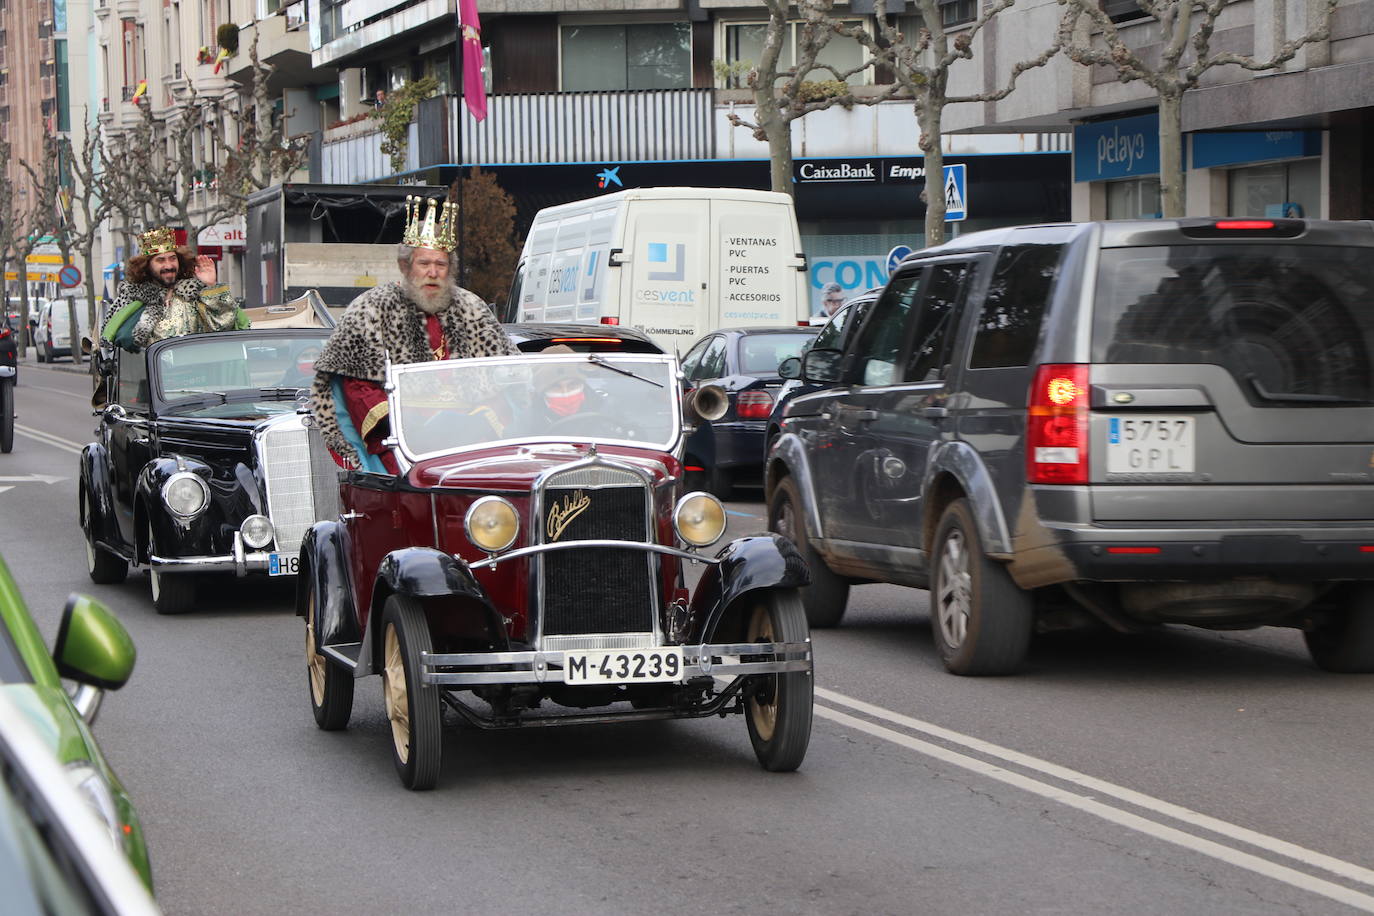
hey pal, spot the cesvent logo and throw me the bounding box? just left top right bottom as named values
left=647, top=242, right=686, bottom=281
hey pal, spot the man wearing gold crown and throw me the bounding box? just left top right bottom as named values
left=100, top=226, right=242, bottom=349
left=310, top=195, right=516, bottom=471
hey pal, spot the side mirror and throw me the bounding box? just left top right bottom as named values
left=801, top=348, right=844, bottom=384
left=777, top=356, right=801, bottom=380
left=53, top=595, right=136, bottom=724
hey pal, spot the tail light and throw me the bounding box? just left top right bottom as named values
left=599, top=316, right=620, bottom=326
left=1027, top=364, right=1089, bottom=485
left=736, top=390, right=774, bottom=419
left=0, top=327, right=10, bottom=340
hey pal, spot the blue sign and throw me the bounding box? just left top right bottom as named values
left=1073, top=113, right=1161, bottom=182
left=886, top=245, right=913, bottom=273
left=58, top=265, right=81, bottom=288
left=943, top=164, right=967, bottom=221
left=1191, top=130, right=1321, bottom=170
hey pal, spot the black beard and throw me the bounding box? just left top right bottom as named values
left=157, top=272, right=178, bottom=288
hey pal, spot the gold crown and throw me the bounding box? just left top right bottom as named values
left=139, top=226, right=177, bottom=256
left=401, top=195, right=457, bottom=253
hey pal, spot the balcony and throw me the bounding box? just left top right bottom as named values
left=227, top=14, right=314, bottom=87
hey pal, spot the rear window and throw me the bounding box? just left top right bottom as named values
left=737, top=332, right=818, bottom=375
left=1093, top=245, right=1374, bottom=406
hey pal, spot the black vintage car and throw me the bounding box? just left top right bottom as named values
left=80, top=296, right=336, bottom=613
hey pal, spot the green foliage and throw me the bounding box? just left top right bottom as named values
left=216, top=23, right=239, bottom=54
left=797, top=79, right=852, bottom=107
left=713, top=58, right=754, bottom=89
left=370, top=76, right=439, bottom=174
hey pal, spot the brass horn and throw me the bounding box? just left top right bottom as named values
left=684, top=384, right=729, bottom=423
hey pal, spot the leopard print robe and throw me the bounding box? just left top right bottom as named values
left=310, top=281, right=516, bottom=466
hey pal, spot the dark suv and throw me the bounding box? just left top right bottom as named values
left=766, top=218, right=1374, bottom=676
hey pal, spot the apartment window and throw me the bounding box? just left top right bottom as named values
left=1101, top=0, right=1149, bottom=23
left=940, top=0, right=976, bottom=28
left=560, top=23, right=690, bottom=91
left=722, top=20, right=868, bottom=88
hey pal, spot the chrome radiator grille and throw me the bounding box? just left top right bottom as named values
left=538, top=465, right=654, bottom=640
left=256, top=416, right=317, bottom=556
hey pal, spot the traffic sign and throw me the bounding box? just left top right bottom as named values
left=943, top=163, right=967, bottom=222
left=58, top=264, right=82, bottom=288
left=886, top=245, right=913, bottom=273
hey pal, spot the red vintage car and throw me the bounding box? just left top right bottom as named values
left=298, top=351, right=814, bottom=789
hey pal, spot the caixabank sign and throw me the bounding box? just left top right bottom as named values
left=794, top=158, right=931, bottom=184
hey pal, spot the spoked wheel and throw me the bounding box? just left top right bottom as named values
left=382, top=595, right=441, bottom=790
left=744, top=588, right=813, bottom=772
left=767, top=476, right=848, bottom=627
left=80, top=488, right=127, bottom=584
left=0, top=379, right=13, bottom=454
left=306, top=582, right=354, bottom=730
left=146, top=517, right=196, bottom=615
left=930, top=498, right=1033, bottom=676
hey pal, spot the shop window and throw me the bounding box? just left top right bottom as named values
left=1106, top=177, right=1160, bottom=219
left=722, top=20, right=868, bottom=88
left=560, top=23, right=690, bottom=91
left=1227, top=159, right=1320, bottom=220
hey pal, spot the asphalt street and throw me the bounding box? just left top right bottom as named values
left=3, top=357, right=1374, bottom=915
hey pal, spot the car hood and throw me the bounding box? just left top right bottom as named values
left=409, top=444, right=675, bottom=490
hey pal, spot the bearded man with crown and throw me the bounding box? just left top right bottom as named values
left=310, top=194, right=517, bottom=472
left=100, top=226, right=243, bottom=349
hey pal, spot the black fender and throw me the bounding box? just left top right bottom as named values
left=690, top=534, right=810, bottom=644
left=79, top=443, right=122, bottom=550
left=298, top=521, right=360, bottom=648
left=366, top=547, right=508, bottom=674
left=135, top=457, right=217, bottom=562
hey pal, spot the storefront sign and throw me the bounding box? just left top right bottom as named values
left=1191, top=130, right=1321, bottom=170
left=1073, top=113, right=1160, bottom=182
left=794, top=157, right=931, bottom=185
left=199, top=218, right=247, bottom=247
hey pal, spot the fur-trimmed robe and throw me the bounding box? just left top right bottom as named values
left=310, top=281, right=516, bottom=467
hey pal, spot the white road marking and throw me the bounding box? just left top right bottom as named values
left=0, top=486, right=10, bottom=495
left=0, top=473, right=65, bottom=484
left=15, top=424, right=83, bottom=455
left=815, top=689, right=1374, bottom=910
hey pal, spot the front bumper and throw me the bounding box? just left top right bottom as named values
left=421, top=640, right=812, bottom=687
left=146, top=533, right=295, bottom=576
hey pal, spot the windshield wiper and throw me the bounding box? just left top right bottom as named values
left=586, top=354, right=664, bottom=388
left=161, top=392, right=228, bottom=409
left=1246, top=375, right=1366, bottom=405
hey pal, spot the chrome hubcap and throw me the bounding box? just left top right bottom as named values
left=936, top=530, right=972, bottom=649
left=383, top=624, right=410, bottom=764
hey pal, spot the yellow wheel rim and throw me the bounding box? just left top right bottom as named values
left=306, top=592, right=325, bottom=707
left=747, top=603, right=777, bottom=742
left=383, top=623, right=410, bottom=764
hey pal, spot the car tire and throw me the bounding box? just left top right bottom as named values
left=0, top=379, right=12, bottom=454
left=306, top=582, right=354, bottom=730
left=382, top=594, right=442, bottom=790
left=80, top=488, right=127, bottom=585
left=767, top=475, right=848, bottom=628
left=35, top=346, right=45, bottom=364
left=44, top=341, right=54, bottom=364
left=930, top=498, right=1033, bottom=676
left=744, top=588, right=813, bottom=772
left=1304, top=585, right=1374, bottom=673
left=146, top=518, right=196, bottom=614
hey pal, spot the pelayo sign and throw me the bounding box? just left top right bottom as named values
left=1073, top=113, right=1161, bottom=182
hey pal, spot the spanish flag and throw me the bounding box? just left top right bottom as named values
left=130, top=79, right=148, bottom=102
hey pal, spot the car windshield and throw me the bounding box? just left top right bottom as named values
left=154, top=334, right=326, bottom=405
left=1093, top=244, right=1374, bottom=406
left=391, top=353, right=681, bottom=460
left=737, top=332, right=819, bottom=376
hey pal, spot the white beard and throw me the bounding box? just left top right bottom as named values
left=404, top=278, right=453, bottom=315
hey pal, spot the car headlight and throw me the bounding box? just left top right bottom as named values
left=161, top=471, right=209, bottom=520
left=240, top=515, right=274, bottom=549
left=66, top=762, right=122, bottom=850
left=674, top=492, right=726, bottom=548
left=465, top=496, right=519, bottom=553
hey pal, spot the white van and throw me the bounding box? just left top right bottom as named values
left=35, top=298, right=89, bottom=362
left=510, top=188, right=809, bottom=352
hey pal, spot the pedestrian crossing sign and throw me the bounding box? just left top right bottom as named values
left=943, top=163, right=967, bottom=222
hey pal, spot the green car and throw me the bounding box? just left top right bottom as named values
left=0, top=554, right=152, bottom=890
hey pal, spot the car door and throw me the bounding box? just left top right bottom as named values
left=105, top=351, right=155, bottom=548
left=813, top=266, right=925, bottom=545
left=681, top=335, right=727, bottom=471
left=858, top=256, right=985, bottom=549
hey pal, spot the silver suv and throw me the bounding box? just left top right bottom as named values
left=766, top=218, right=1374, bottom=675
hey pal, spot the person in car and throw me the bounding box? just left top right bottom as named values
left=100, top=226, right=243, bottom=350
left=310, top=194, right=517, bottom=473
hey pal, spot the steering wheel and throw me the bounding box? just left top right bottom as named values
left=545, top=410, right=629, bottom=438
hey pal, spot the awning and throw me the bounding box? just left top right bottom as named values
left=102, top=262, right=119, bottom=275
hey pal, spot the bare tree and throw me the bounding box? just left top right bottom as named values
left=53, top=123, right=116, bottom=367
left=840, top=0, right=1059, bottom=246
left=727, top=0, right=901, bottom=196
left=12, top=149, right=62, bottom=355
left=1056, top=0, right=1338, bottom=217
left=0, top=140, right=15, bottom=318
